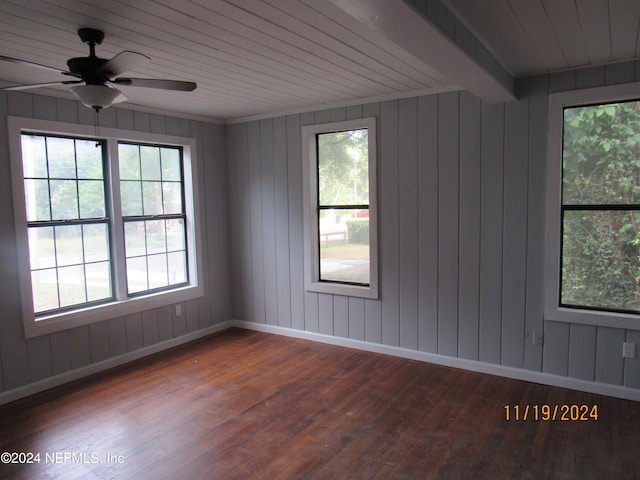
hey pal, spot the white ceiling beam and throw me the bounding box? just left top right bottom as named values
left=328, top=0, right=516, bottom=103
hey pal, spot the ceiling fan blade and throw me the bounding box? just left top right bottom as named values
left=0, top=55, right=76, bottom=76
left=2, top=80, right=83, bottom=91
left=98, top=51, right=150, bottom=78
left=112, top=77, right=197, bottom=91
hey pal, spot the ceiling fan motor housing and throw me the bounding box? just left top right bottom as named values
left=66, top=57, right=109, bottom=84
left=66, top=28, right=110, bottom=84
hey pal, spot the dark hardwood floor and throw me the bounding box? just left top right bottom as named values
left=0, top=328, right=638, bottom=479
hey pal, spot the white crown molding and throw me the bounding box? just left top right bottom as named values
left=224, top=85, right=463, bottom=124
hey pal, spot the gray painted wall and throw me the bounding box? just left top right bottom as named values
left=0, top=91, right=231, bottom=395
left=227, top=62, right=640, bottom=391
left=1, top=61, right=639, bottom=399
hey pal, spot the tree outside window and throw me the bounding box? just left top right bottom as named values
left=561, top=99, right=640, bottom=313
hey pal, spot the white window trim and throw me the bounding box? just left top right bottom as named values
left=301, top=117, right=379, bottom=299
left=8, top=116, right=204, bottom=338
left=545, top=82, right=640, bottom=331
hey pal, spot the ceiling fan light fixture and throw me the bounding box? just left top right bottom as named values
left=70, top=84, right=126, bottom=111
left=1, top=28, right=196, bottom=111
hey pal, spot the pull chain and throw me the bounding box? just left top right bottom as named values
left=94, top=107, right=101, bottom=147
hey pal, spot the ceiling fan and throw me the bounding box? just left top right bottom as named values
left=0, top=28, right=197, bottom=112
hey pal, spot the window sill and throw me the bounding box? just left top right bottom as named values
left=305, top=280, right=378, bottom=300
left=24, top=284, right=204, bottom=338
left=544, top=305, right=640, bottom=331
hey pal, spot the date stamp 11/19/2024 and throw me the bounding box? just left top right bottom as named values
left=504, top=404, right=599, bottom=422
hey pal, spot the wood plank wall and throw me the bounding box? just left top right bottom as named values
left=1, top=62, right=639, bottom=400
left=227, top=61, right=640, bottom=392
left=0, top=91, right=231, bottom=395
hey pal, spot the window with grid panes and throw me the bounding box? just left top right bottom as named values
left=118, top=143, right=188, bottom=295
left=22, top=133, right=112, bottom=314
left=9, top=117, right=203, bottom=338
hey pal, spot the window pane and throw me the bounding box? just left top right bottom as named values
left=79, top=180, right=105, bottom=218
left=83, top=224, right=110, bottom=263
left=161, top=148, right=182, bottom=181
left=168, top=251, right=187, bottom=284
left=147, top=254, right=169, bottom=289
left=145, top=220, right=166, bottom=254
left=126, top=257, right=148, bottom=294
left=85, top=261, right=112, bottom=302
left=31, top=269, right=59, bottom=313
left=119, top=144, right=141, bottom=180
left=317, top=129, right=369, bottom=206
left=21, top=135, right=48, bottom=178
left=142, top=181, right=163, bottom=215
left=166, top=218, right=186, bottom=251
left=319, top=209, right=369, bottom=285
left=76, top=140, right=103, bottom=179
left=120, top=181, right=143, bottom=216
left=55, top=225, right=83, bottom=267
left=46, top=137, right=76, bottom=179
left=24, top=179, right=51, bottom=221
left=58, top=265, right=86, bottom=307
left=125, top=221, right=147, bottom=257
left=562, top=209, right=640, bottom=312
left=50, top=180, right=79, bottom=220
left=28, top=227, right=55, bottom=270
left=141, top=146, right=161, bottom=180
left=162, top=182, right=183, bottom=214
left=563, top=101, right=640, bottom=205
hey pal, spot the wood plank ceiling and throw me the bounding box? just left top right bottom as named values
left=445, top=0, right=640, bottom=77
left=0, top=0, right=639, bottom=122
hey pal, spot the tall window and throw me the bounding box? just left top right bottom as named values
left=546, top=83, right=640, bottom=330
left=302, top=118, right=378, bottom=299
left=9, top=117, right=203, bottom=338
left=118, top=143, right=188, bottom=295
left=22, top=134, right=112, bottom=314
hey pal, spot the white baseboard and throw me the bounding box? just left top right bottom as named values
left=0, top=321, right=232, bottom=406
left=231, top=320, right=640, bottom=402
left=2, top=319, right=638, bottom=406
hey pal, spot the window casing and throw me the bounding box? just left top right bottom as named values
left=545, top=83, right=640, bottom=330
left=302, top=118, right=378, bottom=299
left=9, top=117, right=204, bottom=338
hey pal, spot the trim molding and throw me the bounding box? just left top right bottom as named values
left=0, top=321, right=232, bottom=406
left=2, top=319, right=638, bottom=406
left=224, top=85, right=462, bottom=124
left=231, top=320, right=640, bottom=402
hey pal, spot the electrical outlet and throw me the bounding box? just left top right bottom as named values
left=175, top=304, right=182, bottom=317
left=622, top=342, right=636, bottom=359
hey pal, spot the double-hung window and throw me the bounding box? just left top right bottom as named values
left=118, top=142, right=188, bottom=295
left=546, top=83, right=640, bottom=330
left=9, top=117, right=203, bottom=338
left=22, top=134, right=112, bottom=314
left=302, top=118, right=378, bottom=299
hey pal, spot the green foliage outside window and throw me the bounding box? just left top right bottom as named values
left=346, top=218, right=369, bottom=244
left=562, top=100, right=640, bottom=312
left=317, top=129, right=369, bottom=207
